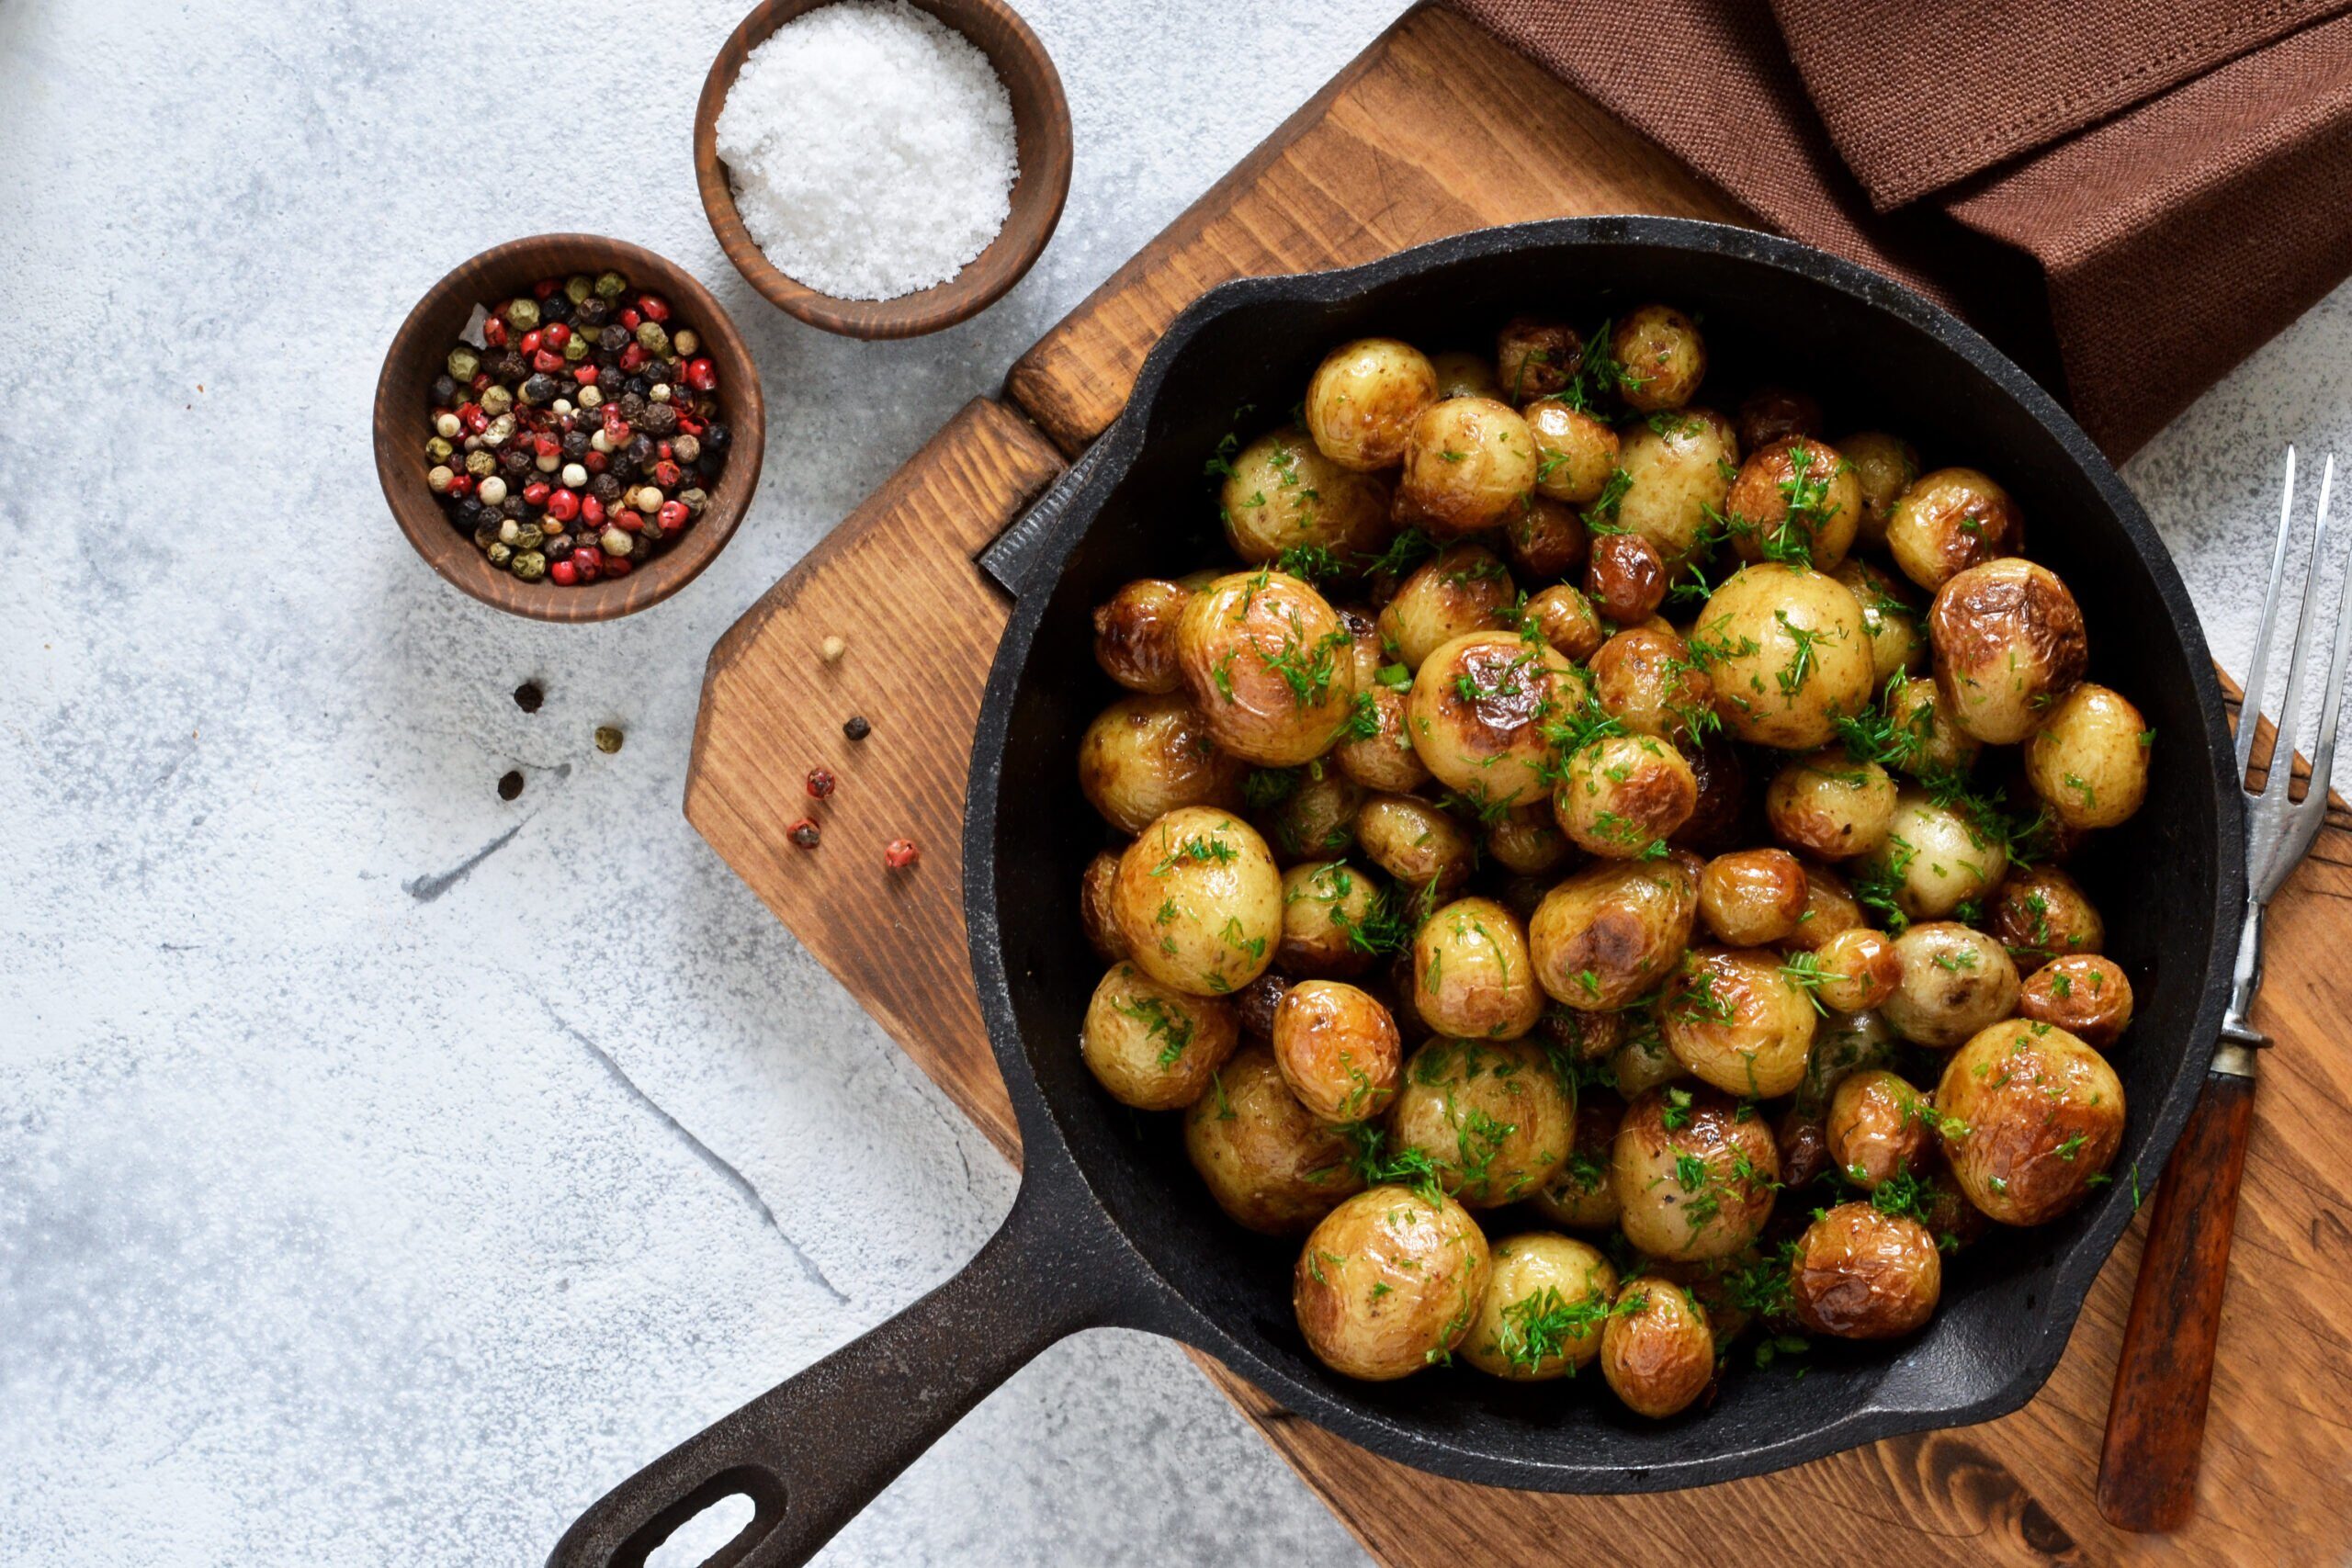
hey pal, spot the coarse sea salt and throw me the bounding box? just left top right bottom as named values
left=716, top=0, right=1019, bottom=303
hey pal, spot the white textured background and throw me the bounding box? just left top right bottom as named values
left=4, top=1, right=2347, bottom=1564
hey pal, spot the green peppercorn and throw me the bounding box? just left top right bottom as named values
left=565, top=275, right=594, bottom=304
left=513, top=522, right=545, bottom=551
left=473, top=519, right=502, bottom=550
left=424, top=436, right=455, bottom=464
left=672, top=329, right=699, bottom=357
left=510, top=549, right=548, bottom=582
left=467, top=450, right=497, bottom=479
left=447, top=346, right=481, bottom=381
left=594, top=271, right=627, bottom=299
left=480, top=384, right=514, bottom=418
left=562, top=335, right=589, bottom=363
left=486, top=541, right=514, bottom=567
left=679, top=486, right=709, bottom=516
left=672, top=434, right=701, bottom=464
left=635, top=321, right=670, bottom=355
left=639, top=519, right=664, bottom=546
left=504, top=298, right=541, bottom=331
left=594, top=726, right=625, bottom=753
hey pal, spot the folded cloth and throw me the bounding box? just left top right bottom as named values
left=1448, top=0, right=2352, bottom=457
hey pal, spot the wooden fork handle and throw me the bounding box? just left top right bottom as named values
left=2096, top=1067, right=2257, bottom=1532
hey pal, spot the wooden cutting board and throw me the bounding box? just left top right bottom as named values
left=684, top=7, right=2352, bottom=1561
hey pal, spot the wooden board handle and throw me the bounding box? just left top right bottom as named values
left=2096, top=1067, right=2257, bottom=1532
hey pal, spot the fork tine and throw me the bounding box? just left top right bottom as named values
left=2305, top=457, right=2352, bottom=812
left=2238, top=446, right=2297, bottom=782
left=2264, top=454, right=2335, bottom=806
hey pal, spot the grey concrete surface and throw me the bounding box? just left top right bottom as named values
left=3, top=1, right=2345, bottom=1564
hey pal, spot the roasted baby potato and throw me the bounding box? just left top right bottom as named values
left=1306, top=337, right=1438, bottom=470
left=1675, top=735, right=1750, bottom=851
left=1882, top=921, right=2020, bottom=1048
left=1080, top=848, right=1130, bottom=962
left=1589, top=625, right=1714, bottom=742
left=1613, top=1083, right=1780, bottom=1262
left=1092, top=578, right=1192, bottom=694
left=1838, top=431, right=1919, bottom=550
left=1506, top=494, right=1590, bottom=578
left=1388, top=1036, right=1573, bottom=1205
left=1278, top=859, right=1383, bottom=977
left=1697, top=847, right=1809, bottom=946
left=1523, top=397, right=1621, bottom=504
left=1812, top=927, right=1901, bottom=1012
left=1531, top=854, right=1702, bottom=1010
left=1600, top=1278, right=1714, bottom=1417
left=1929, top=558, right=2087, bottom=744
left=1429, top=347, right=1503, bottom=401
left=1082, top=962, right=1241, bottom=1110
left=1657, top=945, right=1817, bottom=1100
left=1886, top=467, right=2022, bottom=592
left=1522, top=582, right=1604, bottom=661
left=1177, top=570, right=1359, bottom=767
left=1464, top=1232, right=1617, bottom=1380
left=1486, top=805, right=1573, bottom=877
left=2026, top=682, right=2152, bottom=829
left=1220, top=426, right=1393, bottom=566
left=1584, top=531, right=1670, bottom=625
left=1935, top=1020, right=2125, bottom=1224
left=1608, top=1024, right=1690, bottom=1098
left=1295, top=1185, right=1490, bottom=1380
left=1780, top=859, right=1866, bottom=952
left=1831, top=556, right=1927, bottom=687
left=1256, top=760, right=1363, bottom=863
left=1787, top=1201, right=1941, bottom=1339
left=1354, top=793, right=1476, bottom=893
left=1185, top=1043, right=1365, bottom=1235
left=1376, top=543, right=1517, bottom=670
left=1079, top=692, right=1247, bottom=835
left=1825, top=1067, right=1932, bottom=1189
left=1612, top=405, right=1736, bottom=566
left=1724, top=436, right=1860, bottom=570
left=1529, top=1091, right=1626, bottom=1230
left=1690, top=564, right=1875, bottom=749
left=1408, top=632, right=1583, bottom=805
left=1111, top=807, right=1283, bottom=997
left=1736, top=386, right=1823, bottom=453
left=1272, top=978, right=1402, bottom=1122
left=1554, top=732, right=1699, bottom=859
left=1396, top=396, right=1540, bottom=539
left=1411, top=897, right=1545, bottom=1041
left=1764, top=749, right=1895, bottom=860
left=2018, top=954, right=2133, bottom=1049
left=1987, top=863, right=2105, bottom=967
left=1497, top=316, right=1582, bottom=403
left=1882, top=669, right=1984, bottom=778
left=1610, top=305, right=1707, bottom=412
left=1855, top=787, right=2008, bottom=921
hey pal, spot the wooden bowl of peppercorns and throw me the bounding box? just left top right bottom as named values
left=374, top=233, right=765, bottom=622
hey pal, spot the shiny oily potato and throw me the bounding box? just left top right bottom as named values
left=1523, top=398, right=1621, bottom=504
left=1781, top=860, right=1865, bottom=952
left=1110, top=807, right=1283, bottom=998
left=1407, top=632, right=1583, bottom=805
left=1082, top=962, right=1242, bottom=1111
left=1186, top=1043, right=1366, bottom=1235
left=1882, top=921, right=2021, bottom=1048
left=1092, top=578, right=1192, bottom=694
left=1257, top=761, right=1363, bottom=863
left=1796, top=1006, right=1901, bottom=1117
left=1175, top=570, right=1358, bottom=767
left=1883, top=670, right=1984, bottom=779
left=2026, top=682, right=2152, bottom=830
left=1376, top=543, right=1517, bottom=670
left=1690, top=564, right=1875, bottom=749
left=1658, top=945, right=1817, bottom=1099
left=1506, top=494, right=1589, bottom=579
left=1464, top=1233, right=1618, bottom=1380
left=1428, top=347, right=1502, bottom=401
left=1610, top=304, right=1707, bottom=412
left=1787, top=1201, right=1941, bottom=1340
left=1590, top=626, right=1714, bottom=742
left=1272, top=979, right=1402, bottom=1123
left=1696, top=847, right=1808, bottom=946
left=1080, top=849, right=1130, bottom=962
left=1497, top=316, right=1582, bottom=403
left=1529, top=1092, right=1625, bottom=1230
left=1554, top=733, right=1698, bottom=859
left=1305, top=337, right=1438, bottom=471
left=1278, top=860, right=1382, bottom=978
left=1736, top=386, right=1824, bottom=453
left=1332, top=618, right=1430, bottom=793
left=1486, top=806, right=1573, bottom=876
left=1078, top=692, right=1248, bottom=835
left=1838, top=431, right=1919, bottom=550
left=1776, top=1105, right=1832, bottom=1191
left=1929, top=558, right=2087, bottom=744
left=1411, top=897, right=1544, bottom=1041
left=1988, top=863, right=2105, bottom=967
left=1858, top=786, right=2008, bottom=921
left=1612, top=1084, right=1780, bottom=1262
left=1233, top=969, right=1293, bottom=1039
left=1724, top=436, right=1861, bottom=570
left=1886, top=467, right=2023, bottom=592
left=1601, top=1278, right=1714, bottom=1417
left=1531, top=854, right=1701, bottom=1010
left=1584, top=531, right=1669, bottom=625
left=1294, top=1185, right=1490, bottom=1381
left=1541, top=1002, right=1623, bottom=1064
left=1396, top=397, right=1540, bottom=539
left=1389, top=1037, right=1573, bottom=1204
left=1813, top=927, right=1901, bottom=1012
left=1354, top=793, right=1476, bottom=893
left=1765, top=750, right=1896, bottom=860
left=1831, top=557, right=1928, bottom=687
left=1220, top=426, right=1393, bottom=566
left=1936, top=1020, right=2125, bottom=1224
left=1675, top=736, right=1749, bottom=852
left=1523, top=582, right=1604, bottom=661
left=2018, top=954, right=2134, bottom=1049
left=1826, top=1068, right=1932, bottom=1189
left=1609, top=1025, right=1690, bottom=1098
left=1613, top=406, right=1736, bottom=567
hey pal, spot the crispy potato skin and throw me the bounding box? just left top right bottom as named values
left=1856, top=787, right=2008, bottom=921
left=1590, top=626, right=1714, bottom=742
left=1692, top=564, right=1876, bottom=750
left=1765, top=750, right=1895, bottom=860
left=1930, top=558, right=2087, bottom=744
left=1082, top=962, right=1242, bottom=1110
left=1388, top=1036, right=1574, bottom=1205
left=1429, top=348, right=1502, bottom=401
left=1697, top=847, right=1808, bottom=946
left=1185, top=1043, right=1364, bottom=1235
left=1306, top=337, right=1438, bottom=470
left=1524, top=582, right=1604, bottom=661
left=1408, top=632, right=1582, bottom=804
left=1988, top=864, right=2105, bottom=967
left=1277, top=860, right=1380, bottom=978
left=1883, top=671, right=1983, bottom=778
left=1176, top=570, right=1358, bottom=767
left=1355, top=793, right=1476, bottom=892
left=1411, top=897, right=1545, bottom=1042
left=1886, top=467, right=2022, bottom=591
left=1826, top=1068, right=1932, bottom=1189
left=1295, top=1185, right=1491, bottom=1380
left=1613, top=406, right=1736, bottom=567
left=1464, top=1232, right=1618, bottom=1380
left=1396, top=397, right=1540, bottom=540
left=1486, top=806, right=1573, bottom=876
left=1529, top=1092, right=1626, bottom=1230
left=2026, top=682, right=2152, bottom=829
left=1838, top=431, right=1920, bottom=550
left=1657, top=945, right=1817, bottom=1100
left=1725, top=436, right=1860, bottom=569
left=1600, top=1279, right=1715, bottom=1417
left=1612, top=1083, right=1780, bottom=1261
left=1815, top=927, right=1901, bottom=1012
left=1093, top=578, right=1193, bottom=693
left=1497, top=316, right=1583, bottom=404
left=1110, top=807, right=1283, bottom=998
left=1080, top=849, right=1130, bottom=962
left=1610, top=305, right=1707, bottom=412
left=1078, top=692, right=1246, bottom=835
left=1523, top=399, right=1621, bottom=504
left=1530, top=855, right=1701, bottom=1010
left=1555, top=733, right=1699, bottom=859
left=1272, top=979, right=1402, bottom=1122
left=1507, top=494, right=1590, bottom=578
left=1257, top=763, right=1362, bottom=864
left=1781, top=860, right=1865, bottom=952
left=1788, top=1202, right=1942, bottom=1339
left=1936, top=1021, right=2125, bottom=1224
left=1883, top=921, right=2021, bottom=1048
left=1585, top=532, right=1669, bottom=625
left=1377, top=544, right=1518, bottom=670
left=2018, top=954, right=2134, bottom=1048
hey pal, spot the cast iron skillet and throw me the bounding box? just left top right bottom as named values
left=549, top=218, right=2241, bottom=1568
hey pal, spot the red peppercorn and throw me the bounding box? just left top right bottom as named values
left=885, top=839, right=921, bottom=871
left=460, top=403, right=489, bottom=434
left=657, top=500, right=689, bottom=531
left=519, top=328, right=542, bottom=355
left=542, top=322, right=571, bottom=349
left=788, top=818, right=821, bottom=849
left=572, top=364, right=599, bottom=385
left=573, top=547, right=603, bottom=583
left=583, top=450, right=608, bottom=474
left=617, top=342, right=648, bottom=373
left=656, top=440, right=673, bottom=461
left=806, top=767, right=837, bottom=799
left=548, top=558, right=579, bottom=586
left=533, top=277, right=560, bottom=299
left=522, top=480, right=551, bottom=506
left=534, top=434, right=560, bottom=458
left=602, top=408, right=630, bottom=441
left=546, top=489, right=580, bottom=524
left=684, top=357, right=718, bottom=391
left=581, top=494, right=605, bottom=526
left=605, top=557, right=631, bottom=577
left=619, top=308, right=642, bottom=331
left=533, top=349, right=564, bottom=374
left=638, top=293, right=672, bottom=323
left=610, top=509, right=642, bottom=534
left=676, top=413, right=706, bottom=437
left=650, top=459, right=682, bottom=489
left=483, top=316, right=509, bottom=347
left=445, top=473, right=474, bottom=499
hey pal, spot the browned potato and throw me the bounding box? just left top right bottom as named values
left=1505, top=494, right=1589, bottom=579
left=1234, top=969, right=1292, bottom=1039
left=1411, top=897, right=1544, bottom=1041
left=1355, top=793, right=1476, bottom=893
left=1786, top=1201, right=1941, bottom=1339
left=1929, top=558, right=2087, bottom=744
left=1796, top=1005, right=1900, bottom=1116
left=1332, top=620, right=1430, bottom=793
left=1935, top=1020, right=2125, bottom=1224
left=1690, top=564, right=1875, bottom=750
left=1883, top=921, right=2020, bottom=1048
left=1408, top=632, right=1583, bottom=806
left=1838, top=431, right=1919, bottom=550
left=1523, top=398, right=1621, bottom=504
left=1278, top=860, right=1382, bottom=977
left=1610, top=305, right=1706, bottom=412
left=1522, top=583, right=1604, bottom=661
left=1883, top=670, right=1983, bottom=779
left=1255, top=761, right=1363, bottom=863
left=2026, top=682, right=2152, bottom=829
left=1600, top=1278, right=1714, bottom=1417
left=1608, top=1024, right=1690, bottom=1098
left=1613, top=406, right=1736, bottom=566
left=1396, top=397, right=1540, bottom=539
left=1590, top=625, right=1716, bottom=742
left=1081, top=849, right=1130, bottom=962
left=1988, top=863, right=2105, bottom=966
left=1724, top=436, right=1861, bottom=569
left=1093, top=578, right=1191, bottom=693
left=1306, top=337, right=1438, bottom=471
left=1886, top=467, right=2022, bottom=592
left=1531, top=855, right=1701, bottom=1010
left=1813, top=927, right=1900, bottom=1012
left=1658, top=945, right=1817, bottom=1099
left=1675, top=735, right=1749, bottom=851
left=1486, top=806, right=1573, bottom=876
left=1464, top=1233, right=1617, bottom=1380
left=1220, top=426, right=1393, bottom=567
left=1389, top=1037, right=1573, bottom=1205
left=1612, top=1084, right=1780, bottom=1262
left=1554, top=732, right=1698, bottom=858
left=1529, top=1091, right=1625, bottom=1230
left=1272, top=979, right=1402, bottom=1123
left=1294, top=1185, right=1490, bottom=1380
left=1082, top=962, right=1242, bottom=1110
left=1497, top=316, right=1582, bottom=404
left=1776, top=1105, right=1832, bottom=1191
left=1177, top=570, right=1358, bottom=767
left=1831, top=557, right=1928, bottom=687
left=1780, top=860, right=1865, bottom=952
left=1826, top=1068, right=1932, bottom=1188
left=1111, top=807, right=1283, bottom=997
left=2018, top=954, right=2134, bottom=1049
left=1429, top=348, right=1502, bottom=401
left=1584, top=531, right=1668, bottom=625
left=1186, top=1043, right=1365, bottom=1235
left=1079, top=693, right=1247, bottom=835
left=1736, top=386, right=1823, bottom=453
left=1697, top=848, right=1808, bottom=945
left=1855, top=787, right=2008, bottom=921
left=1377, top=544, right=1517, bottom=670
left=1764, top=750, right=1896, bottom=860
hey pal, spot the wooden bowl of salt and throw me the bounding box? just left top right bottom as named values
left=695, top=0, right=1072, bottom=339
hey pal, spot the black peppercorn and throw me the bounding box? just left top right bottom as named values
left=497, top=770, right=525, bottom=801
left=500, top=446, right=532, bottom=476
left=492, top=350, right=529, bottom=382
left=430, top=374, right=458, bottom=405
left=537, top=292, right=571, bottom=323
left=843, top=715, right=872, bottom=740
left=520, top=373, right=560, bottom=405
left=639, top=403, right=679, bottom=437
left=500, top=494, right=526, bottom=519
left=560, top=429, right=590, bottom=459
left=574, top=296, right=609, bottom=328
left=598, top=324, right=629, bottom=353
left=588, top=473, right=623, bottom=503
left=514, top=681, right=545, bottom=713
left=624, top=376, right=650, bottom=398
left=624, top=434, right=655, bottom=470
left=704, top=423, right=731, bottom=456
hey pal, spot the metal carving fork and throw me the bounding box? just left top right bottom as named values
left=2098, top=447, right=2347, bottom=1530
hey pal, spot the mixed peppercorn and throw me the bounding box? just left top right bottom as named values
left=424, top=270, right=731, bottom=586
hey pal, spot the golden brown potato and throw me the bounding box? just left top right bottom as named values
left=1081, top=849, right=1130, bottom=962
left=1725, top=436, right=1861, bottom=570
left=1612, top=1083, right=1780, bottom=1262
left=1505, top=493, right=1589, bottom=579
left=1531, top=854, right=1701, bottom=1010
left=1464, top=1233, right=1617, bottom=1380
left=2026, top=682, right=2151, bottom=829
left=1658, top=945, right=1817, bottom=1099
left=1429, top=348, right=1502, bottom=401
left=1600, top=1278, right=1714, bottom=1417
left=1541, top=1002, right=1624, bottom=1063
left=1780, top=860, right=1865, bottom=952
left=1882, top=670, right=1984, bottom=779
left=1522, top=582, right=1604, bottom=661
left=1987, top=863, right=2105, bottom=967
left=1411, top=897, right=1545, bottom=1041
left=1886, top=467, right=2022, bottom=592
left=1407, top=632, right=1583, bottom=806
left=1294, top=1185, right=1490, bottom=1380
left=1776, top=1106, right=1832, bottom=1191
left=1093, top=578, right=1192, bottom=694
left=1590, top=626, right=1716, bottom=743
left=1883, top=921, right=2021, bottom=1048
left=1764, top=750, right=1896, bottom=860
left=1078, top=693, right=1247, bottom=836
left=1306, top=337, right=1438, bottom=471
left=1584, top=531, right=1669, bottom=625
left=1332, top=623, right=1431, bottom=793
left=1610, top=305, right=1707, bottom=412
left=1082, top=962, right=1242, bottom=1110
left=1690, top=564, right=1875, bottom=750
left=2018, top=954, right=2134, bottom=1049
left=1554, top=732, right=1699, bottom=858
left=1523, top=398, right=1622, bottom=504
left=1609, top=1024, right=1690, bottom=1098
left=1376, top=544, right=1517, bottom=670
left=1278, top=860, right=1383, bottom=978
left=1675, top=735, right=1750, bottom=851
left=1528, top=1092, right=1625, bottom=1230
left=1838, top=431, right=1919, bottom=551
left=1486, top=806, right=1574, bottom=876
left=1613, top=406, right=1736, bottom=567
left=1176, top=570, right=1358, bottom=767
left=1272, top=979, right=1402, bottom=1123
left=1497, top=316, right=1582, bottom=404
left=1831, top=557, right=1928, bottom=688
left=1697, top=847, right=1809, bottom=946
left=1787, top=1202, right=1941, bottom=1339
left=1111, top=807, right=1283, bottom=997
left=1354, top=793, right=1476, bottom=893
left=1929, top=558, right=2087, bottom=744
left=1388, top=1037, right=1573, bottom=1205
left=1795, top=1005, right=1900, bottom=1116
left=1255, top=761, right=1363, bottom=863
left=1396, top=397, right=1540, bottom=540
left=1736, top=386, right=1823, bottom=453
left=1186, top=1043, right=1365, bottom=1235
left=1812, top=927, right=1901, bottom=1012
left=1935, top=1020, right=2125, bottom=1224
left=1826, top=1068, right=1932, bottom=1188
left=1855, top=787, right=2008, bottom=922
left=1220, top=426, right=1393, bottom=567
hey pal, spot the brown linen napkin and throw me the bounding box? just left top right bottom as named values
left=1447, top=0, right=2352, bottom=458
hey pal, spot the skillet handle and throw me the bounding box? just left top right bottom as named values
left=548, top=1170, right=1124, bottom=1568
